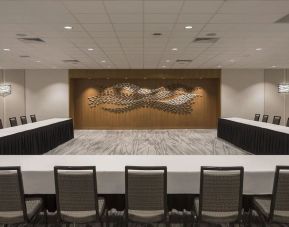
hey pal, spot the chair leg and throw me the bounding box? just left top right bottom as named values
left=43, top=209, right=48, bottom=227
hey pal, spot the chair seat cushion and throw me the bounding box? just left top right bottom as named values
left=194, top=197, right=239, bottom=223
left=0, top=211, right=24, bottom=224
left=61, top=197, right=105, bottom=223
left=0, top=197, right=43, bottom=224
left=253, top=196, right=289, bottom=223
left=128, top=209, right=165, bottom=223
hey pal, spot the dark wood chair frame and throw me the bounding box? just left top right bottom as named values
left=272, top=116, right=281, bottom=125
left=30, top=114, right=37, bottom=123
left=20, top=116, right=28, bottom=125
left=0, top=118, right=3, bottom=129
left=0, top=166, right=47, bottom=227
left=125, top=166, right=169, bottom=227
left=193, top=166, right=244, bottom=227
left=254, top=114, right=261, bottom=121
left=9, top=117, right=18, bottom=127
left=262, top=115, right=269, bottom=123
left=54, top=166, right=107, bottom=227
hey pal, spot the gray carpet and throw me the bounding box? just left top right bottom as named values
left=47, top=129, right=248, bottom=155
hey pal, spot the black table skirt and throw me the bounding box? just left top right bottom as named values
left=217, top=118, right=289, bottom=155
left=0, top=119, right=74, bottom=155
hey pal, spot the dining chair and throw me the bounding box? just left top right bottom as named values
left=254, top=114, right=261, bottom=121
left=0, top=119, right=3, bottom=129
left=9, top=117, right=18, bottom=127
left=20, top=116, right=28, bottom=125
left=193, top=166, right=244, bottom=226
left=0, top=166, right=46, bottom=226
left=54, top=166, right=106, bottom=226
left=30, top=114, right=37, bottom=123
left=125, top=166, right=169, bottom=226
left=262, top=115, right=269, bottom=123
left=250, top=166, right=289, bottom=226
left=272, top=116, right=281, bottom=125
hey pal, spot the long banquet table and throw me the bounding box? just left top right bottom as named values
left=0, top=118, right=74, bottom=155
left=0, top=155, right=285, bottom=211
left=218, top=117, right=289, bottom=155
left=0, top=155, right=283, bottom=195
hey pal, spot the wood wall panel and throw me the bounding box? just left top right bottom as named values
left=70, top=72, right=220, bottom=129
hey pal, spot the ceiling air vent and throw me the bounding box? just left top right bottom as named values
left=18, top=37, right=45, bottom=43
left=193, top=37, right=219, bottom=43
left=176, top=59, right=192, bottom=64
left=275, top=13, right=289, bottom=23
left=62, top=60, right=80, bottom=63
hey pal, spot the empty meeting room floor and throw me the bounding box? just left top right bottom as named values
left=47, top=129, right=248, bottom=155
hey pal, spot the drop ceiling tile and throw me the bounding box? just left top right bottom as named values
left=144, top=14, right=178, bottom=23
left=104, top=1, right=143, bottom=14
left=144, top=24, right=174, bottom=32
left=219, top=1, right=289, bottom=14
left=83, top=24, right=114, bottom=32
left=211, top=14, right=285, bottom=24
left=177, top=14, right=212, bottom=24
left=114, top=24, right=143, bottom=32
left=181, top=1, right=224, bottom=14
left=63, top=1, right=106, bottom=14
left=75, top=14, right=110, bottom=24
left=144, top=1, right=183, bottom=14
left=110, top=14, right=143, bottom=24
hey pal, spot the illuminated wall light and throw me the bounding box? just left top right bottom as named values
left=278, top=83, right=289, bottom=93
left=0, top=84, right=11, bottom=97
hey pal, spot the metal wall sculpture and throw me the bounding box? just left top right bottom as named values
left=88, top=83, right=202, bottom=114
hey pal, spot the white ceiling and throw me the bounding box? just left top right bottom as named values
left=0, top=0, right=289, bottom=69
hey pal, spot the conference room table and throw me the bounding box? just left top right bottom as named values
left=0, top=118, right=74, bottom=155
left=0, top=155, right=285, bottom=211
left=218, top=117, right=289, bottom=155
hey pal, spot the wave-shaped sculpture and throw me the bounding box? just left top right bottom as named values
left=88, top=83, right=202, bottom=114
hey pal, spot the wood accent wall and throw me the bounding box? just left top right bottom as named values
left=69, top=69, right=221, bottom=129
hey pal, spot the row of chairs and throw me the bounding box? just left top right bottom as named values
left=254, top=114, right=284, bottom=125
left=0, top=115, right=37, bottom=129
left=0, top=165, right=289, bottom=226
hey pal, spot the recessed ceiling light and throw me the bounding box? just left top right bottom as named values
left=272, top=65, right=277, bottom=68
left=217, top=65, right=222, bottom=68
left=172, top=48, right=178, bottom=51
left=101, top=60, right=106, bottom=63
left=185, top=25, right=193, bottom=30
left=165, top=60, right=170, bottom=63
left=88, top=48, right=94, bottom=51
left=35, top=60, right=41, bottom=63
left=3, top=48, right=10, bottom=51
left=229, top=59, right=235, bottom=63
left=162, top=65, right=166, bottom=68
left=256, top=48, right=262, bottom=51
left=64, top=26, right=73, bottom=30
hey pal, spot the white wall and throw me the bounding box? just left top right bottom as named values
left=221, top=69, right=265, bottom=119
left=0, top=71, right=3, bottom=123
left=264, top=69, right=289, bottom=125
left=2, top=70, right=26, bottom=127
left=25, top=69, right=69, bottom=121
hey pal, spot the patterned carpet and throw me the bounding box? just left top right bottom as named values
left=47, top=129, right=248, bottom=155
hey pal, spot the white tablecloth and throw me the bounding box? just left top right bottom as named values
left=0, top=118, right=71, bottom=137
left=224, top=117, right=289, bottom=134
left=0, top=155, right=287, bottom=195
